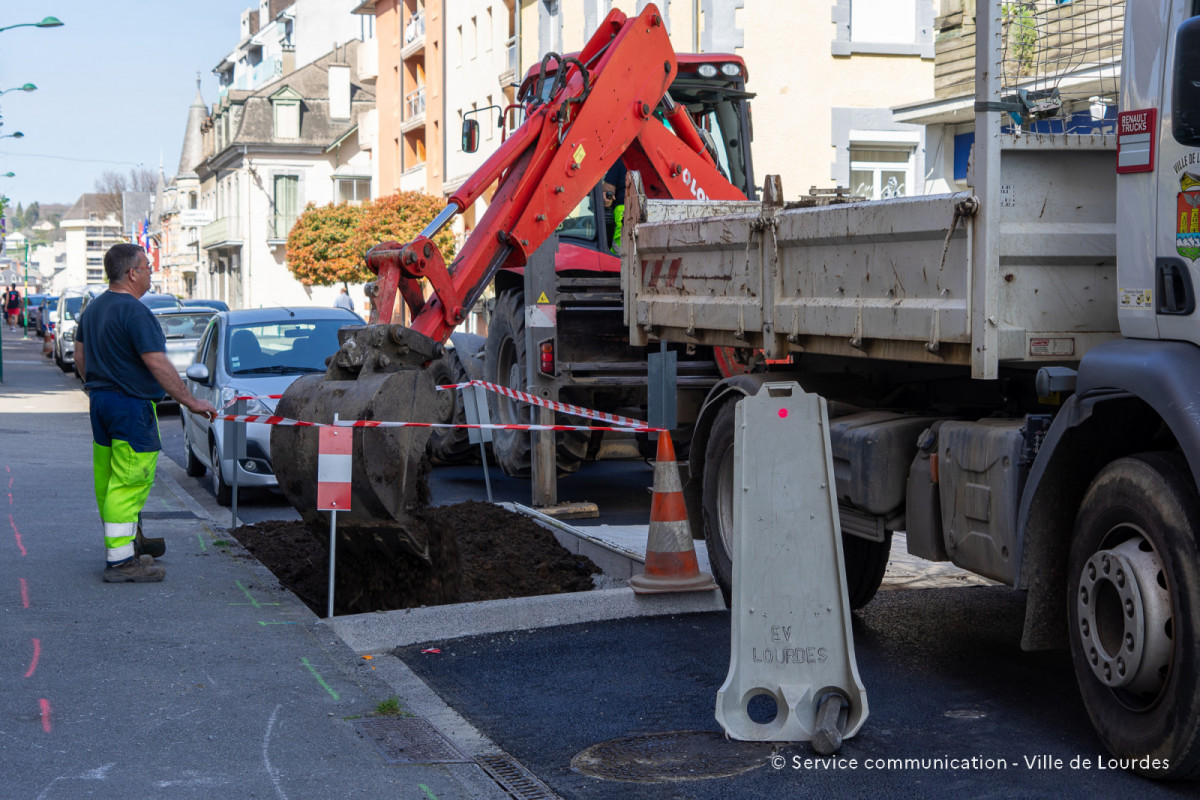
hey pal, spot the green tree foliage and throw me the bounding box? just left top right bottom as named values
left=285, top=191, right=457, bottom=287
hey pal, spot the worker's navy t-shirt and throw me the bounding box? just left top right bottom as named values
left=76, top=291, right=166, bottom=400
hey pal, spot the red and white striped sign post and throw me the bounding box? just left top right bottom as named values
left=318, top=418, right=352, bottom=618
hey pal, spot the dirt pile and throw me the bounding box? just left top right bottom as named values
left=230, top=500, right=601, bottom=616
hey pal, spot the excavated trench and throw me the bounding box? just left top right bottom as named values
left=230, top=500, right=601, bottom=616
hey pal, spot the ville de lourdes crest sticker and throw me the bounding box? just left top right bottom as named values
left=1180, top=168, right=1200, bottom=262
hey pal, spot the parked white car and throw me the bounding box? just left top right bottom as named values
left=180, top=306, right=362, bottom=505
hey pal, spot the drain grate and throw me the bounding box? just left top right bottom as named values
left=354, top=718, right=472, bottom=765
left=476, top=752, right=561, bottom=800
left=571, top=730, right=771, bottom=783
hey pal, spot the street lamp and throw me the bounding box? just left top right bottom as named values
left=0, top=17, right=64, bottom=33
left=0, top=132, right=25, bottom=139
left=0, top=84, right=37, bottom=96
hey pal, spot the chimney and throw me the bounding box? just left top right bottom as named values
left=282, top=44, right=295, bottom=75
left=329, top=46, right=351, bottom=121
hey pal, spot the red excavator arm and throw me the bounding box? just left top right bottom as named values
left=364, top=2, right=745, bottom=346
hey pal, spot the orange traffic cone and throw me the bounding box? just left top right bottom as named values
left=630, top=432, right=719, bottom=594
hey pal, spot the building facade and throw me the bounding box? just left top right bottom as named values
left=58, top=194, right=124, bottom=291
left=197, top=40, right=376, bottom=310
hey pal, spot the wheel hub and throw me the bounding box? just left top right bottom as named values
left=1076, top=536, right=1172, bottom=695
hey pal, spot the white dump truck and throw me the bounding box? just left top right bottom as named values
left=623, top=0, right=1200, bottom=778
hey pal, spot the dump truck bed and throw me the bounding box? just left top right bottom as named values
left=626, top=136, right=1120, bottom=378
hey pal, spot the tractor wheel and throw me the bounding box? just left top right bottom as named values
left=483, top=289, right=588, bottom=478
left=701, top=398, right=889, bottom=610
left=425, top=347, right=477, bottom=465
left=1068, top=451, right=1200, bottom=779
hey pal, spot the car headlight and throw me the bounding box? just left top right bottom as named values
left=220, top=388, right=275, bottom=416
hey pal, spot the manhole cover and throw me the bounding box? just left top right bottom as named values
left=571, top=730, right=771, bottom=783
left=354, top=718, right=471, bottom=765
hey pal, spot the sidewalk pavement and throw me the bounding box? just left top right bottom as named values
left=0, top=333, right=514, bottom=799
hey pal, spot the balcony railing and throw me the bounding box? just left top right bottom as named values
left=405, top=86, right=426, bottom=118
left=404, top=11, right=425, bottom=44
left=252, top=56, right=283, bottom=88
left=201, top=216, right=242, bottom=250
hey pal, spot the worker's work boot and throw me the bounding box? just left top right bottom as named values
left=134, top=522, right=166, bottom=559
left=103, top=556, right=165, bottom=583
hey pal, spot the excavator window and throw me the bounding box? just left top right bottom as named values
left=555, top=191, right=599, bottom=243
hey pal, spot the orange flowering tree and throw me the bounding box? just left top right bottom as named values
left=285, top=191, right=458, bottom=287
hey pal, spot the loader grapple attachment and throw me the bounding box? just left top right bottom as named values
left=271, top=324, right=443, bottom=562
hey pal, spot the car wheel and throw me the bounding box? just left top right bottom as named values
left=185, top=427, right=205, bottom=478
left=210, top=439, right=233, bottom=506
left=1068, top=451, right=1200, bottom=779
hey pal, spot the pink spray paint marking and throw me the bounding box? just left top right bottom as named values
left=24, top=638, right=41, bottom=678
left=19, top=577, right=29, bottom=608
left=777, top=408, right=789, bottom=419
left=11, top=515, right=26, bottom=556
left=39, top=699, right=51, bottom=732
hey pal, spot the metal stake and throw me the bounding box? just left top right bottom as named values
left=327, top=412, right=340, bottom=618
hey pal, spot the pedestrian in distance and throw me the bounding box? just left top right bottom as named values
left=334, top=286, right=354, bottom=312
left=75, top=243, right=218, bottom=582
left=6, top=285, right=21, bottom=331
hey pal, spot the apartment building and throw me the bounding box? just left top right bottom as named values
left=197, top=40, right=375, bottom=310
left=58, top=194, right=125, bottom=290
left=370, top=0, right=446, bottom=196
left=514, top=1, right=937, bottom=201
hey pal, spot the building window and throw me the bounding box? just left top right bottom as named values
left=852, top=0, right=916, bottom=44
left=86, top=240, right=102, bottom=250
left=335, top=177, right=371, bottom=205
left=275, top=101, right=300, bottom=139
left=271, top=86, right=304, bottom=140
left=832, top=0, right=933, bottom=57
left=849, top=147, right=914, bottom=200
left=273, top=174, right=299, bottom=239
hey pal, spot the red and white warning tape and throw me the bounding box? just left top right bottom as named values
left=436, top=380, right=649, bottom=430
left=216, top=380, right=658, bottom=432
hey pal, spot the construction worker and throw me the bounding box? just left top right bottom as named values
left=603, top=162, right=627, bottom=254
left=75, top=243, right=218, bottom=582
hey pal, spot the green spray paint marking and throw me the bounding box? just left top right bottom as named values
left=196, top=533, right=207, bottom=552
left=300, top=657, right=339, bottom=700
left=231, top=580, right=280, bottom=608
left=419, top=785, right=439, bottom=800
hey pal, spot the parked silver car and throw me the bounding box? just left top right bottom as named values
left=180, top=306, right=361, bottom=505
left=152, top=307, right=219, bottom=397
left=53, top=287, right=104, bottom=373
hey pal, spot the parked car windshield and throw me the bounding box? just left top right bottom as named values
left=62, top=296, right=85, bottom=320
left=225, top=320, right=343, bottom=375
left=155, top=311, right=216, bottom=339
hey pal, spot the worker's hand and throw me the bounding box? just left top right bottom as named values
left=185, top=397, right=219, bottom=421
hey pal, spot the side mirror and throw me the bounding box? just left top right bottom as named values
left=185, top=363, right=210, bottom=384
left=462, top=118, right=480, bottom=153
left=1173, top=15, right=1200, bottom=146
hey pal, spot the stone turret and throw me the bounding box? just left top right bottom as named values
left=177, top=77, right=207, bottom=177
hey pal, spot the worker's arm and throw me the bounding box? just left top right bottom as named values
left=75, top=341, right=86, bottom=382
left=141, top=351, right=218, bottom=418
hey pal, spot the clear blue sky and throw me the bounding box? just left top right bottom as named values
left=0, top=1, right=255, bottom=209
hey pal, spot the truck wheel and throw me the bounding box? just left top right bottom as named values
left=701, top=398, right=889, bottom=610
left=425, top=347, right=477, bottom=465
left=1068, top=452, right=1200, bottom=779
left=484, top=289, right=587, bottom=478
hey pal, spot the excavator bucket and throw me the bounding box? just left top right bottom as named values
left=270, top=324, right=443, bottom=562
